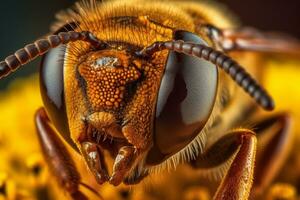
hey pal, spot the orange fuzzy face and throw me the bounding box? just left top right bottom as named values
left=61, top=6, right=176, bottom=149
left=63, top=40, right=167, bottom=149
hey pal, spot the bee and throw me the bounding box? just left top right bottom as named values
left=0, top=0, right=300, bottom=199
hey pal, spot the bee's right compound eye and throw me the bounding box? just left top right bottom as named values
left=146, top=30, right=218, bottom=165
left=39, top=24, right=76, bottom=148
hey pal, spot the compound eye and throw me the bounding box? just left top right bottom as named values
left=39, top=23, right=77, bottom=149
left=146, top=30, right=218, bottom=165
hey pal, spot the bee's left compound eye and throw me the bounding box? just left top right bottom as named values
left=146, top=31, right=218, bottom=165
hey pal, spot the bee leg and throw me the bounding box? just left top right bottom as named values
left=191, top=129, right=257, bottom=200
left=251, top=113, right=292, bottom=196
left=81, top=142, right=110, bottom=184
left=203, top=24, right=300, bottom=55
left=109, top=146, right=138, bottom=186
left=35, top=108, right=88, bottom=200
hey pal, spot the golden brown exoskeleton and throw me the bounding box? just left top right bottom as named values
left=0, top=0, right=300, bottom=199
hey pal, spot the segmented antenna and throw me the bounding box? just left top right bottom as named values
left=0, top=31, right=106, bottom=79
left=136, top=40, right=274, bottom=111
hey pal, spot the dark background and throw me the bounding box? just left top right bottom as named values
left=0, top=0, right=299, bottom=89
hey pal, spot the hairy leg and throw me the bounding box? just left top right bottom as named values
left=192, top=129, right=257, bottom=200
left=35, top=108, right=91, bottom=200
